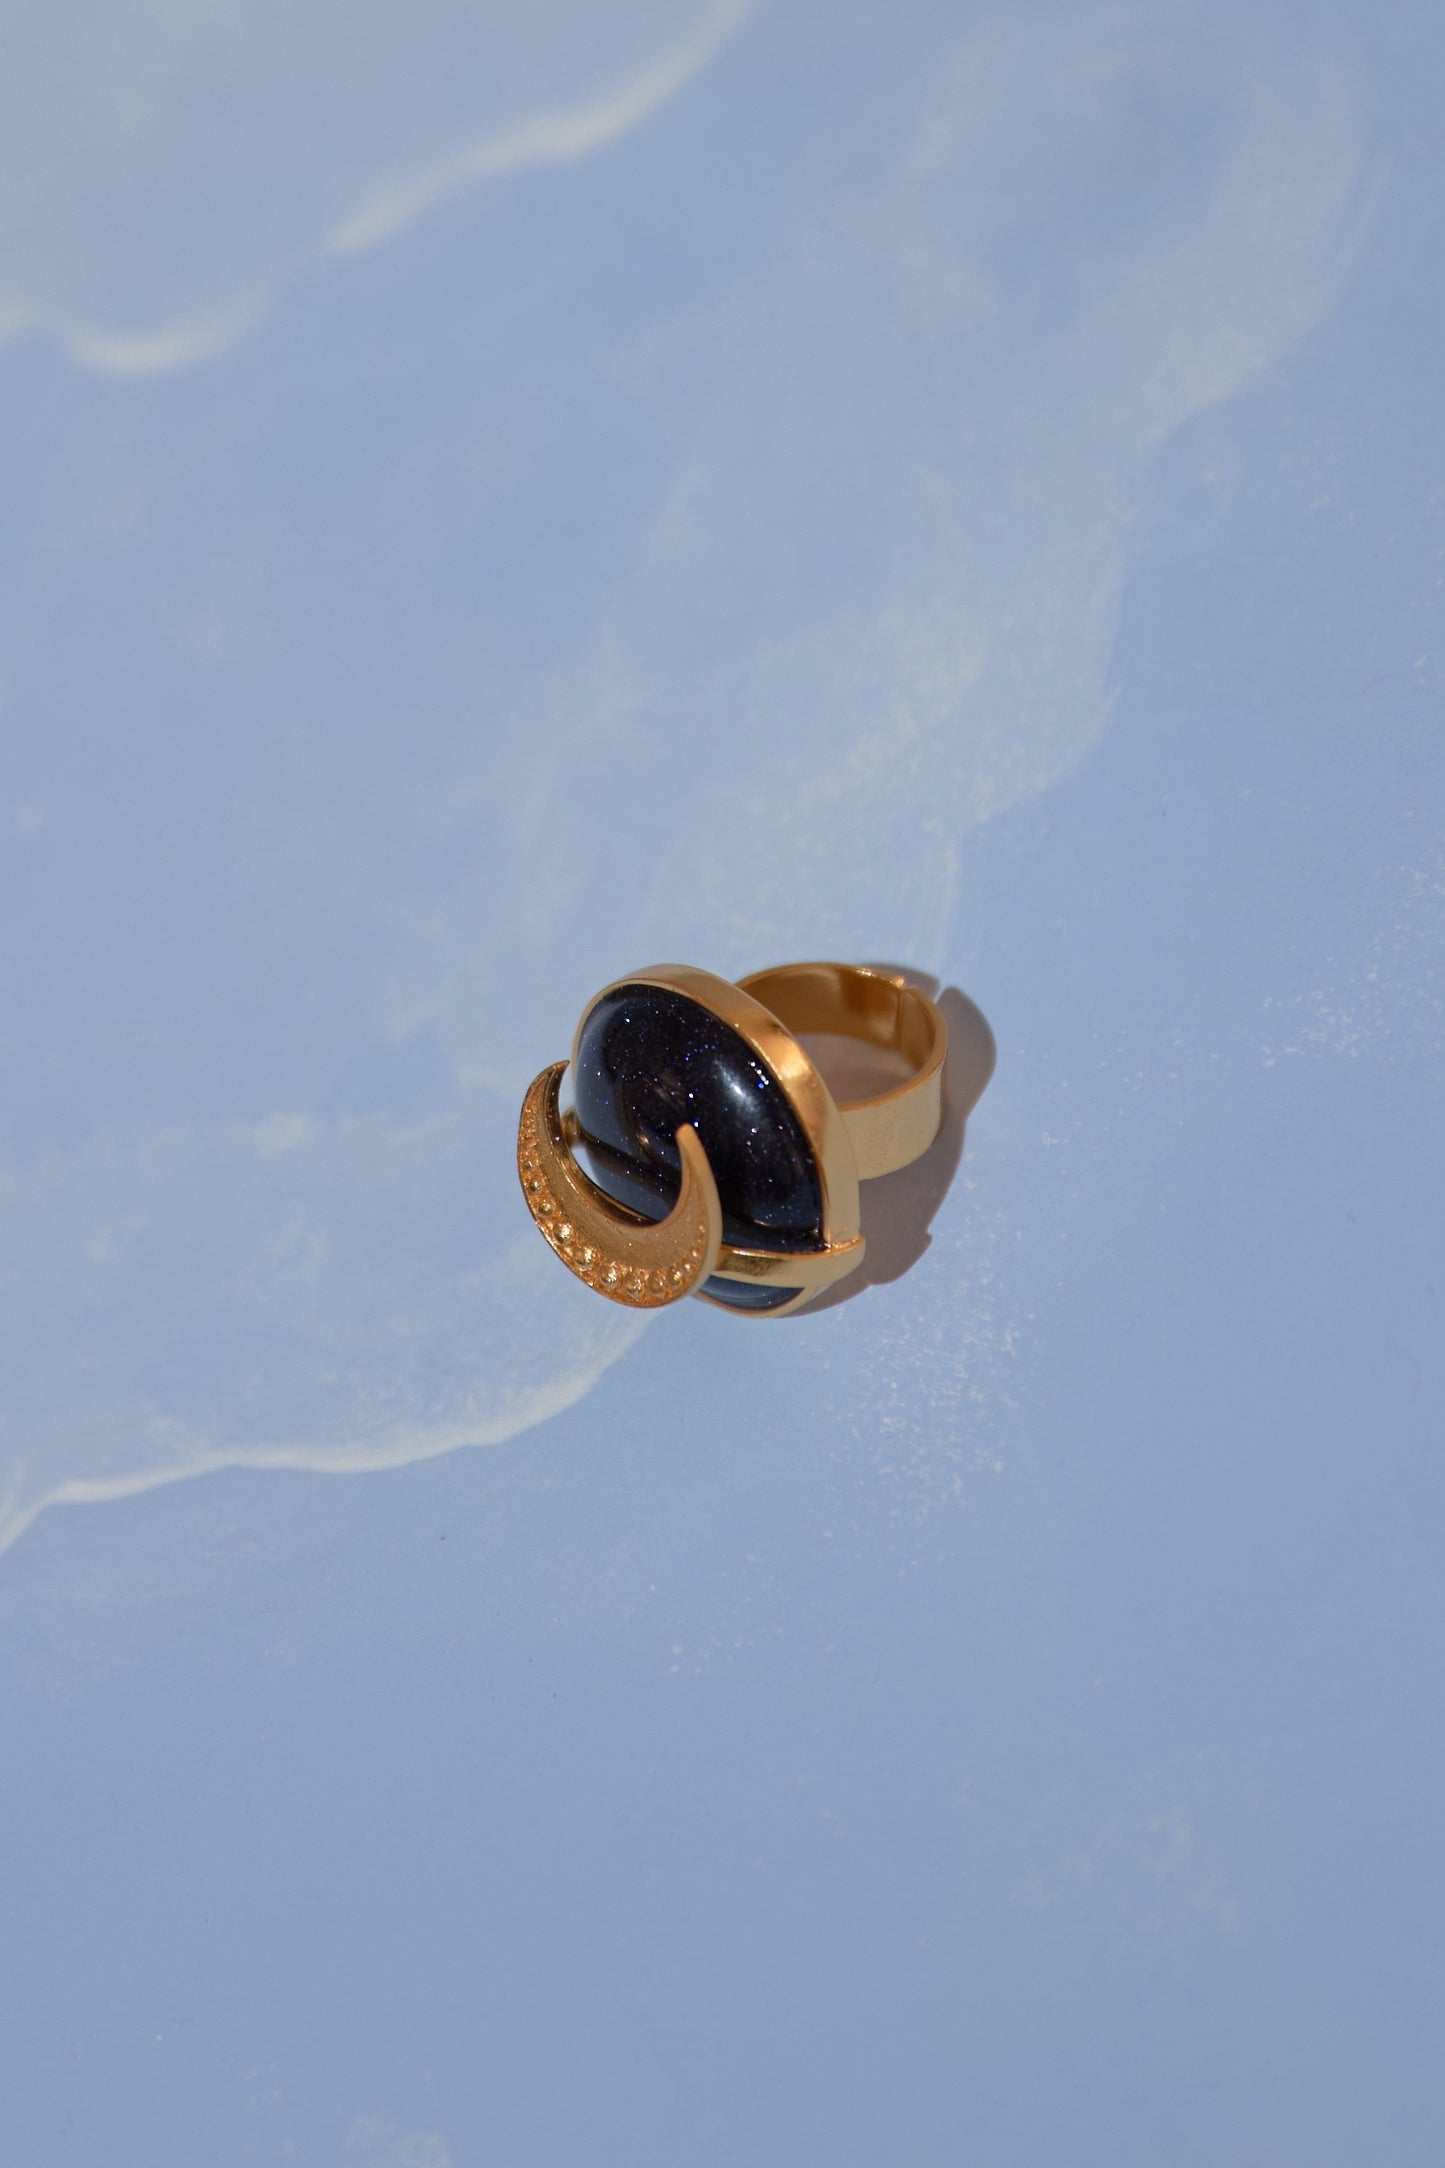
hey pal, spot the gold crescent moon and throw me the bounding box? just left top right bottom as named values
left=516, top=1061, right=724, bottom=1307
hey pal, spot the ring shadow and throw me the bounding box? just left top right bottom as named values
left=800, top=970, right=997, bottom=1317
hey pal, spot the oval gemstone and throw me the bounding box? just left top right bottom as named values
left=571, top=983, right=823, bottom=1311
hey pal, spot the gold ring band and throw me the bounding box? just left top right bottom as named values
left=736, top=962, right=948, bottom=1181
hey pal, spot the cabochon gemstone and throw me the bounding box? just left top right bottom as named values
left=571, top=983, right=822, bottom=1310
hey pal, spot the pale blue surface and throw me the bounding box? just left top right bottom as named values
left=1, top=3, right=1442, bottom=2162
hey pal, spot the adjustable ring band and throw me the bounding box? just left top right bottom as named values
left=736, top=962, right=947, bottom=1182
left=517, top=960, right=948, bottom=1317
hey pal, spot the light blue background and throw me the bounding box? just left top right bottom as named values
left=1, top=3, right=1441, bottom=2162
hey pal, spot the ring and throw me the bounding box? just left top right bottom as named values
left=516, top=962, right=948, bottom=1317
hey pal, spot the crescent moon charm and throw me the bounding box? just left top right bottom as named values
left=517, top=1061, right=724, bottom=1307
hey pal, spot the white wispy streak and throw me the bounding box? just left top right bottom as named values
left=329, top=0, right=753, bottom=255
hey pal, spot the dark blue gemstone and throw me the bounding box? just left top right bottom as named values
left=571, top=983, right=823, bottom=1306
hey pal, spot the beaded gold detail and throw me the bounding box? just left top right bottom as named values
left=516, top=1062, right=723, bottom=1308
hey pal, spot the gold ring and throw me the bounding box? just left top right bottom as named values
left=516, top=961, right=947, bottom=1316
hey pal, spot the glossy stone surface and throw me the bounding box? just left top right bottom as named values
left=571, top=983, right=823, bottom=1310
